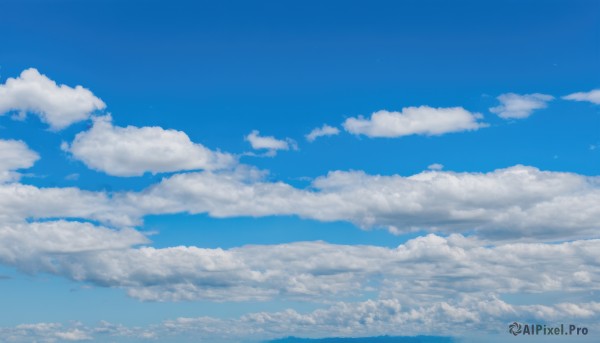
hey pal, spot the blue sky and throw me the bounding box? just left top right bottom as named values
left=0, top=0, right=599, bottom=342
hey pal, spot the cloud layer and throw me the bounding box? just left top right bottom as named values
left=2, top=232, right=600, bottom=340
left=2, top=214, right=600, bottom=304
left=113, top=165, right=600, bottom=242
left=1, top=165, right=599, bottom=242
left=0, top=68, right=105, bottom=130
left=1, top=67, right=599, bottom=342
left=3, top=298, right=600, bottom=342
left=343, top=106, right=486, bottom=138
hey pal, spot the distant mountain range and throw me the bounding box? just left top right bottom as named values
left=266, top=336, right=455, bottom=343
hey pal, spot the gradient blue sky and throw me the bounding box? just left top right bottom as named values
left=0, top=1, right=599, bottom=342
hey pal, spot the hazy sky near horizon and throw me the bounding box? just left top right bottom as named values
left=0, top=1, right=599, bottom=342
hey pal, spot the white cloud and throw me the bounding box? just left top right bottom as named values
left=0, top=220, right=147, bottom=254
left=0, top=68, right=105, bottom=130
left=246, top=130, right=289, bottom=150
left=4, top=298, right=600, bottom=342
left=1, top=164, right=599, bottom=242
left=0, top=220, right=148, bottom=275
left=342, top=106, right=486, bottom=138
left=0, top=182, right=137, bottom=227
left=563, top=89, right=600, bottom=104
left=305, top=124, right=340, bottom=142
left=65, top=173, right=79, bottom=181
left=1, top=69, right=599, bottom=342
left=4, top=222, right=600, bottom=304
left=118, top=165, right=600, bottom=242
left=54, top=329, right=92, bottom=341
left=0, top=235, right=600, bottom=341
left=245, top=130, right=297, bottom=156
left=427, top=163, right=444, bottom=170
left=64, top=115, right=236, bottom=177
left=0, top=180, right=599, bottom=336
left=489, top=93, right=554, bottom=119
left=0, top=139, right=39, bottom=183
left=8, top=323, right=94, bottom=343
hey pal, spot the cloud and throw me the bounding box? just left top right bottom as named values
left=0, top=220, right=147, bottom=254
left=563, top=89, right=600, bottom=105
left=306, top=124, right=340, bottom=142
left=53, top=329, right=92, bottom=341
left=1, top=164, right=599, bottom=242
left=0, top=179, right=599, bottom=335
left=342, top=106, right=486, bottom=138
left=0, top=182, right=137, bottom=227
left=245, top=130, right=297, bottom=156
left=0, top=68, right=105, bottom=130
left=1, top=69, right=598, bottom=342
left=0, top=220, right=148, bottom=275
left=2, top=291, right=600, bottom=341
left=427, top=163, right=444, bottom=170
left=117, top=165, right=600, bottom=242
left=4, top=220, right=600, bottom=304
left=489, top=93, right=554, bottom=119
left=7, top=323, right=93, bottom=342
left=64, top=115, right=236, bottom=177
left=0, top=139, right=39, bottom=183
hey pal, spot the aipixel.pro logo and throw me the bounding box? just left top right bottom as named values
left=508, top=321, right=589, bottom=336
left=508, top=322, right=522, bottom=336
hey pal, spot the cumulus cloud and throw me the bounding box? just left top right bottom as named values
left=0, top=180, right=599, bottom=336
left=2, top=69, right=599, bottom=342
left=10, top=297, right=597, bottom=342
left=64, top=115, right=236, bottom=176
left=245, top=130, right=297, bottom=156
left=0, top=182, right=134, bottom=227
left=0, top=68, right=105, bottom=130
left=489, top=93, right=554, bottom=119
left=53, top=329, right=92, bottom=341
left=6, top=323, right=93, bottom=342
left=0, top=221, right=148, bottom=265
left=3, top=224, right=600, bottom=304
left=117, top=165, right=600, bottom=242
left=1, top=164, right=599, bottom=242
left=0, top=220, right=149, bottom=283
left=563, top=89, right=600, bottom=105
left=2, top=289, right=600, bottom=341
left=342, top=106, right=486, bottom=138
left=0, top=139, right=39, bottom=183
left=305, top=124, right=340, bottom=142
left=237, top=297, right=600, bottom=338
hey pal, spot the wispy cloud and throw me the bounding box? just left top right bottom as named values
left=563, top=89, right=600, bottom=105
left=246, top=130, right=297, bottom=156
left=489, top=93, right=554, bottom=119
left=306, top=124, right=340, bottom=142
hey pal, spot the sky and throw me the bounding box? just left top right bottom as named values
left=0, top=0, right=599, bottom=342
